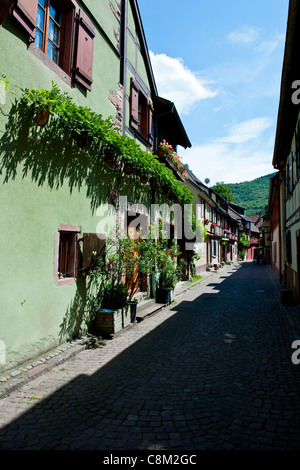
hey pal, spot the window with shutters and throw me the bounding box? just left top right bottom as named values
left=130, top=79, right=154, bottom=145
left=11, top=0, right=95, bottom=90
left=55, top=224, right=81, bottom=285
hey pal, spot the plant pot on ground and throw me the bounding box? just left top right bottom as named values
left=93, top=282, right=129, bottom=337
left=127, top=300, right=138, bottom=322
left=156, top=241, right=185, bottom=306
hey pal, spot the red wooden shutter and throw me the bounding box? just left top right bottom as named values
left=130, top=79, right=139, bottom=130
left=82, top=233, right=106, bottom=272
left=74, top=9, right=95, bottom=91
left=148, top=101, right=154, bottom=144
left=11, top=0, right=38, bottom=38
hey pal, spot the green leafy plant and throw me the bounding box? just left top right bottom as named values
left=18, top=82, right=194, bottom=207
left=0, top=73, right=9, bottom=92
left=240, top=232, right=250, bottom=247
left=156, top=239, right=185, bottom=290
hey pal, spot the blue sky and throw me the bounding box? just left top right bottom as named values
left=138, top=0, right=289, bottom=185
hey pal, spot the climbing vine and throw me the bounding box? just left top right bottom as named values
left=18, top=82, right=194, bottom=206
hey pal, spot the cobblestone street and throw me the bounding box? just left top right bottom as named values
left=0, top=262, right=300, bottom=450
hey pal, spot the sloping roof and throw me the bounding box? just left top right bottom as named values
left=250, top=222, right=260, bottom=234
left=273, top=0, right=300, bottom=169
left=246, top=214, right=264, bottom=229
left=154, top=96, right=192, bottom=149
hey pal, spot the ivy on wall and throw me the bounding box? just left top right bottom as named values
left=18, top=83, right=194, bottom=206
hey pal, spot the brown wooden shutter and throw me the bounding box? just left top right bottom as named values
left=130, top=79, right=139, bottom=130
left=60, top=3, right=76, bottom=75
left=82, top=233, right=106, bottom=272
left=74, top=9, right=95, bottom=91
left=148, top=102, right=154, bottom=144
left=11, top=0, right=37, bottom=38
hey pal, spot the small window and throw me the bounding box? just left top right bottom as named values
left=55, top=225, right=81, bottom=284
left=58, top=231, right=79, bottom=278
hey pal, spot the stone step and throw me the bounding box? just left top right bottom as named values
left=136, top=302, right=165, bottom=322
left=137, top=297, right=156, bottom=313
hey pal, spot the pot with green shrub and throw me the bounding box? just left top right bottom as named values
left=156, top=241, right=184, bottom=305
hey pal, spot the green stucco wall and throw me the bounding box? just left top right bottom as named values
left=0, top=1, right=122, bottom=370
left=0, top=0, right=165, bottom=371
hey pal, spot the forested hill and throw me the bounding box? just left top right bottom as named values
left=227, top=173, right=277, bottom=215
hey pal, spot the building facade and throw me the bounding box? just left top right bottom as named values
left=271, top=0, right=300, bottom=304
left=0, top=0, right=192, bottom=370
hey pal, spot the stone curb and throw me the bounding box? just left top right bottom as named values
left=0, top=342, right=87, bottom=399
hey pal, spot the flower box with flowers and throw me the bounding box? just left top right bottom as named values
left=159, top=140, right=187, bottom=180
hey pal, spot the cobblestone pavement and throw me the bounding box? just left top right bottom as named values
left=0, top=262, right=300, bottom=450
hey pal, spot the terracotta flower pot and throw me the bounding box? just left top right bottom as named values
left=36, top=107, right=50, bottom=127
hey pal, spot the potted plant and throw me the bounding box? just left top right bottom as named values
left=123, top=228, right=160, bottom=322
left=90, top=233, right=130, bottom=336
left=36, top=106, right=50, bottom=127
left=206, top=264, right=214, bottom=272
left=156, top=240, right=184, bottom=305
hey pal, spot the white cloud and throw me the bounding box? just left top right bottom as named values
left=180, top=143, right=275, bottom=186
left=179, top=117, right=275, bottom=185
left=255, top=34, right=285, bottom=55
left=149, top=51, right=217, bottom=115
left=227, top=26, right=260, bottom=46
left=218, top=117, right=273, bottom=144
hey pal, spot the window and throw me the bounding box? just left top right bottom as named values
left=35, top=0, right=61, bottom=65
left=11, top=0, right=95, bottom=90
left=59, top=231, right=77, bottom=278
left=287, top=151, right=293, bottom=196
left=130, top=79, right=154, bottom=144
left=56, top=225, right=81, bottom=281
left=286, top=230, right=292, bottom=265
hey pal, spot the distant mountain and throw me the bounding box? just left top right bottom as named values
left=212, top=173, right=277, bottom=215
left=226, top=173, right=277, bottom=215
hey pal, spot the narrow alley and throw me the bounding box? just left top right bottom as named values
left=0, top=262, right=300, bottom=451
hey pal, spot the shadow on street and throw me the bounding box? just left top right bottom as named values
left=1, top=263, right=300, bottom=450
